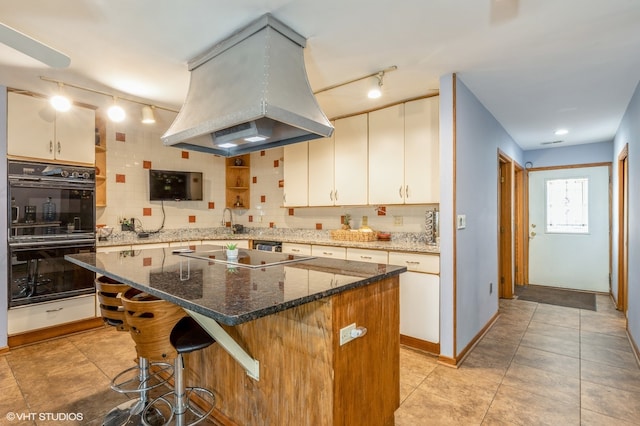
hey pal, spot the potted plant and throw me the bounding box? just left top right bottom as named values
left=225, top=242, right=239, bottom=259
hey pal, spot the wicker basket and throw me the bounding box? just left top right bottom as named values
left=330, top=229, right=377, bottom=242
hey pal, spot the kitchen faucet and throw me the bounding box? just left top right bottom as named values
left=222, top=207, right=234, bottom=230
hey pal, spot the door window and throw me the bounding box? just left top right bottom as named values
left=545, top=177, right=589, bottom=234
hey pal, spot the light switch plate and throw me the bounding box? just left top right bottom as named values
left=457, top=214, right=466, bottom=229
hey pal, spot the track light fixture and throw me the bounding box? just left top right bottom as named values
left=50, top=82, right=71, bottom=112
left=40, top=76, right=178, bottom=124
left=313, top=65, right=397, bottom=99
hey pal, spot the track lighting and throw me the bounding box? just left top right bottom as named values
left=50, top=83, right=71, bottom=112
left=141, top=105, right=156, bottom=124
left=367, top=72, right=384, bottom=99
left=107, top=97, right=126, bottom=122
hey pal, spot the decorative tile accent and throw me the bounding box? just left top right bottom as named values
left=377, top=206, right=387, bottom=216
left=115, top=174, right=126, bottom=183
left=143, top=160, right=152, bottom=169
left=248, top=215, right=253, bottom=222
left=260, top=151, right=266, bottom=156
left=142, top=257, right=152, bottom=267
left=269, top=222, right=275, bottom=228
left=143, top=208, right=152, bottom=216
left=188, top=215, right=196, bottom=223
left=278, top=180, right=284, bottom=188
left=340, top=215, right=345, bottom=224
left=115, top=132, right=126, bottom=142
left=288, top=208, right=294, bottom=216
left=181, top=151, right=190, bottom=159
left=273, top=160, right=279, bottom=167
left=208, top=202, right=215, bottom=209
left=316, top=223, right=323, bottom=230
left=253, top=176, right=257, bottom=184
left=261, top=195, right=266, bottom=203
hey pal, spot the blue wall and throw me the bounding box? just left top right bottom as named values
left=439, top=74, right=523, bottom=358
left=612, top=81, right=640, bottom=349
left=524, top=140, right=613, bottom=168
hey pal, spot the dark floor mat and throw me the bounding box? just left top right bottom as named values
left=515, top=285, right=596, bottom=311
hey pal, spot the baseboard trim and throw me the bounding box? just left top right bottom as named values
left=437, top=310, right=500, bottom=368
left=628, top=328, right=640, bottom=368
left=400, top=335, right=440, bottom=355
left=8, top=317, right=104, bottom=348
left=0, top=346, right=9, bottom=355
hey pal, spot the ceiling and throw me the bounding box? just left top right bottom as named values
left=1, top=0, right=639, bottom=151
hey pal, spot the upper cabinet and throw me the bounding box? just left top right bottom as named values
left=333, top=114, right=368, bottom=206
left=368, top=97, right=439, bottom=204
left=7, top=91, right=95, bottom=165
left=283, top=142, right=309, bottom=207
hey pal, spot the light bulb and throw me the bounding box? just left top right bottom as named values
left=108, top=104, right=126, bottom=122
left=367, top=74, right=383, bottom=99
left=50, top=94, right=71, bottom=112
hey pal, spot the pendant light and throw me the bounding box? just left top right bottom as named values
left=107, top=97, right=126, bottom=122
left=141, top=105, right=156, bottom=124
left=50, top=82, right=72, bottom=111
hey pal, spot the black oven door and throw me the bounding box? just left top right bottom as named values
left=8, top=240, right=96, bottom=307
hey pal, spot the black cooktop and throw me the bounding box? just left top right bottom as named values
left=178, top=248, right=314, bottom=269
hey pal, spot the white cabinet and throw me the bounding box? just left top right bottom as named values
left=282, top=242, right=312, bottom=256
left=368, top=104, right=405, bottom=204
left=283, top=142, right=309, bottom=206
left=389, top=251, right=439, bottom=343
left=346, top=248, right=388, bottom=264
left=404, top=96, right=439, bottom=203
left=308, top=134, right=336, bottom=206
left=8, top=294, right=96, bottom=335
left=333, top=114, right=368, bottom=206
left=368, top=97, right=439, bottom=204
left=311, top=245, right=346, bottom=259
left=202, top=240, right=249, bottom=249
left=7, top=91, right=96, bottom=165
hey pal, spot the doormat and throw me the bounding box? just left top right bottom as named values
left=515, top=285, right=596, bottom=311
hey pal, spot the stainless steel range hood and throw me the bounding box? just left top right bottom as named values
left=161, top=13, right=334, bottom=157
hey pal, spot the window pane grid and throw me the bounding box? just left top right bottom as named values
left=545, top=177, right=589, bottom=234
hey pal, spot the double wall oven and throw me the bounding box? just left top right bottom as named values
left=8, top=160, right=96, bottom=307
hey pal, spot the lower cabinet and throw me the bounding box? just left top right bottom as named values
left=8, top=294, right=96, bottom=335
left=282, top=242, right=312, bottom=256
left=311, top=245, right=346, bottom=259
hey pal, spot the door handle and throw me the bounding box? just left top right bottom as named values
left=530, top=231, right=536, bottom=238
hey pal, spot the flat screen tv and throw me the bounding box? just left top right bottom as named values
left=149, top=169, right=203, bottom=201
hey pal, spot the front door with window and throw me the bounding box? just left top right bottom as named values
left=528, top=165, right=610, bottom=292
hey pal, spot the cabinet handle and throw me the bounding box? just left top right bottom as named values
left=406, top=185, right=410, bottom=198
left=46, top=307, right=63, bottom=313
left=360, top=255, right=372, bottom=259
left=49, top=140, right=53, bottom=153
left=57, top=141, right=61, bottom=154
left=334, top=190, right=338, bottom=201
left=399, top=186, right=403, bottom=198
left=406, top=261, right=421, bottom=265
left=291, top=249, right=300, bottom=252
left=283, top=194, right=287, bottom=203
left=322, top=252, right=333, bottom=256
left=329, top=190, right=333, bottom=201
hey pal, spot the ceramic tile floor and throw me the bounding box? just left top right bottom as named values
left=1, top=294, right=639, bottom=425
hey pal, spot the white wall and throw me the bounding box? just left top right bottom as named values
left=439, top=74, right=523, bottom=359
left=612, top=80, right=640, bottom=349
left=1, top=86, right=8, bottom=349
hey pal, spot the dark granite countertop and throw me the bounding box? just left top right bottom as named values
left=66, top=244, right=406, bottom=326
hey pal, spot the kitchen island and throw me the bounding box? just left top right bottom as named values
left=66, top=245, right=405, bottom=426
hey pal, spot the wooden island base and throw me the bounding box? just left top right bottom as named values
left=185, top=276, right=400, bottom=426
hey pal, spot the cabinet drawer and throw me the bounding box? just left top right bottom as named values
left=8, top=295, right=96, bottom=335
left=203, top=240, right=249, bottom=249
left=311, top=245, right=346, bottom=259
left=346, top=248, right=388, bottom=264
left=388, top=252, right=439, bottom=274
left=282, top=243, right=312, bottom=256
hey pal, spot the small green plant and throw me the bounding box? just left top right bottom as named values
left=226, top=243, right=237, bottom=250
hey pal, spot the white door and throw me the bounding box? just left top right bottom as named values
left=528, top=166, right=609, bottom=291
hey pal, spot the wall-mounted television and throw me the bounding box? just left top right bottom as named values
left=149, top=169, right=203, bottom=201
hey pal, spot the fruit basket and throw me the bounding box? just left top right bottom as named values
left=330, top=229, right=377, bottom=242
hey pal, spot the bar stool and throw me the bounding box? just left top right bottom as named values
left=96, top=278, right=174, bottom=426
left=122, top=290, right=216, bottom=425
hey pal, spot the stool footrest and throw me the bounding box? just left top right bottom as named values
left=110, top=361, right=173, bottom=394
left=142, top=387, right=215, bottom=426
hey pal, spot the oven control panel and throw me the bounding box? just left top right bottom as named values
left=8, top=160, right=95, bottom=181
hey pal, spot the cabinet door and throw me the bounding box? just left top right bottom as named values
left=368, top=104, right=405, bottom=204
left=346, top=248, right=388, bottom=264
left=7, top=92, right=55, bottom=160
left=399, top=271, right=439, bottom=343
left=334, top=115, right=368, bottom=206
left=283, top=142, right=309, bottom=206
left=311, top=245, right=346, bottom=259
left=308, top=133, right=336, bottom=206
left=282, top=243, right=312, bottom=256
left=404, top=97, right=439, bottom=203
left=55, top=105, right=95, bottom=164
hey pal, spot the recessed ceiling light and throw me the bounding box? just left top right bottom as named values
left=554, top=129, right=569, bottom=136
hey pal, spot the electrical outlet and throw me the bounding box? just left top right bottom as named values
left=393, top=216, right=403, bottom=226
left=340, top=323, right=356, bottom=346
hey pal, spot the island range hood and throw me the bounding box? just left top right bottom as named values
left=161, top=13, right=334, bottom=157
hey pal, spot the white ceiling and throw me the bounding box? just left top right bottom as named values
left=1, top=0, right=639, bottom=151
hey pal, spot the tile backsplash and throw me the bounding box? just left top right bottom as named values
left=97, top=118, right=436, bottom=234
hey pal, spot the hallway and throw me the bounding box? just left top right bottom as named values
left=1, top=295, right=639, bottom=425
left=395, top=294, right=640, bottom=425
